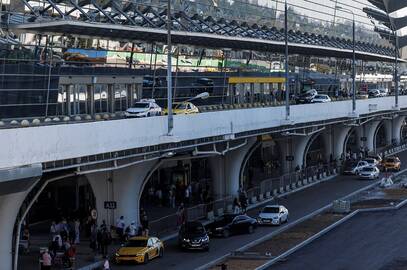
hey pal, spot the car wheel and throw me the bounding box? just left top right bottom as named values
left=248, top=225, right=254, bottom=234
left=223, top=229, right=230, bottom=238
left=144, top=254, right=149, bottom=264
left=147, top=112, right=151, bottom=117
left=204, top=246, right=210, bottom=252
left=285, top=215, right=289, bottom=223
left=159, top=248, right=164, bottom=258
left=279, top=218, right=282, bottom=225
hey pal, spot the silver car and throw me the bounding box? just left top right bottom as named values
left=358, top=166, right=380, bottom=180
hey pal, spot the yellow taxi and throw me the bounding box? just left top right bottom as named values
left=115, top=236, right=164, bottom=264
left=382, top=156, right=401, bottom=171
left=163, top=102, right=199, bottom=115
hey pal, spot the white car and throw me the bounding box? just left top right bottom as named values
left=125, top=99, right=162, bottom=118
left=363, top=158, right=380, bottom=167
left=351, top=160, right=370, bottom=174
left=257, top=205, right=288, bottom=225
left=311, top=94, right=331, bottom=103
left=358, top=166, right=380, bottom=180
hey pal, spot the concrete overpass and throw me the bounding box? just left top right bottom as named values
left=2, top=96, right=407, bottom=269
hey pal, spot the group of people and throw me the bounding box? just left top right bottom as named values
left=89, top=221, right=112, bottom=257
left=145, top=181, right=213, bottom=209
left=232, top=188, right=249, bottom=214
left=42, top=218, right=79, bottom=269
left=115, top=212, right=150, bottom=242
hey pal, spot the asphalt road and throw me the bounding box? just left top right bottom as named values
left=114, top=150, right=407, bottom=270
left=271, top=207, right=407, bottom=270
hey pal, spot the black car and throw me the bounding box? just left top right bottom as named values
left=178, top=221, right=210, bottom=251
left=295, top=90, right=317, bottom=104
left=206, top=214, right=257, bottom=238
left=342, top=160, right=358, bottom=175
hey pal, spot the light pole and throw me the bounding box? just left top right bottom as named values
left=284, top=0, right=290, bottom=120
left=167, top=0, right=173, bottom=135
left=393, top=28, right=399, bottom=109
left=336, top=6, right=356, bottom=115
left=185, top=92, right=210, bottom=102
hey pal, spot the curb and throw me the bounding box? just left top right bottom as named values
left=195, top=178, right=380, bottom=270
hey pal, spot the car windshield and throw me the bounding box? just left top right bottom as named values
left=185, top=223, right=205, bottom=234
left=365, top=159, right=374, bottom=163
left=362, top=167, right=375, bottom=172
left=386, top=158, right=396, bottom=162
left=125, top=240, right=147, bottom=247
left=174, top=103, right=188, bottom=109
left=133, top=103, right=149, bottom=108
left=262, top=207, right=280, bottom=213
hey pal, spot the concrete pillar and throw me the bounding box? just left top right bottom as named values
left=0, top=192, right=28, bottom=270
left=280, top=134, right=313, bottom=172
left=364, top=120, right=382, bottom=152
left=208, top=138, right=257, bottom=199
left=387, top=116, right=406, bottom=145
left=87, top=160, right=157, bottom=228
left=331, top=125, right=352, bottom=160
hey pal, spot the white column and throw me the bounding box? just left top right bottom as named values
left=209, top=138, right=257, bottom=198
left=0, top=191, right=28, bottom=270
left=87, top=160, right=157, bottom=227
left=332, top=126, right=352, bottom=160
left=392, top=116, right=406, bottom=145
left=364, top=120, right=381, bottom=152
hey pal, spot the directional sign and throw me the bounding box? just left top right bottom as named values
left=286, top=155, right=294, bottom=161
left=104, top=201, right=117, bottom=210
left=360, top=137, right=367, bottom=142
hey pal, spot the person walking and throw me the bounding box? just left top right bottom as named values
left=141, top=213, right=149, bottom=236
left=50, top=221, right=58, bottom=240
left=233, top=198, right=241, bottom=214
left=103, top=257, right=110, bottom=270
left=74, top=219, right=80, bottom=244
left=41, top=249, right=52, bottom=270
left=100, top=228, right=111, bottom=257
left=116, top=216, right=125, bottom=241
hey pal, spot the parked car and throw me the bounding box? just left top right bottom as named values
left=342, top=160, right=358, bottom=175
left=311, top=94, right=331, bottom=103
left=257, top=205, right=289, bottom=225
left=368, top=89, right=381, bottom=98
left=178, top=221, right=209, bottom=251
left=115, top=236, right=164, bottom=264
left=363, top=157, right=380, bottom=167
left=378, top=88, right=389, bottom=97
left=125, top=99, right=162, bottom=117
left=191, top=77, right=214, bottom=95
left=358, top=166, right=380, bottom=180
left=163, top=101, right=199, bottom=115
left=295, top=89, right=318, bottom=104
left=367, top=154, right=382, bottom=164
left=350, top=160, right=370, bottom=174
left=206, top=214, right=257, bottom=238
left=382, top=156, right=401, bottom=171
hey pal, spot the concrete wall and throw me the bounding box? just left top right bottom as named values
left=0, top=96, right=405, bottom=169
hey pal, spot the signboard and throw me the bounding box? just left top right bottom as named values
left=91, top=209, right=98, bottom=220
left=360, top=137, right=367, bottom=142
left=104, top=201, right=117, bottom=210
left=286, top=155, right=294, bottom=161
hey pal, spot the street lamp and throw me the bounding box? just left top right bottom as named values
left=284, top=0, right=289, bottom=120
left=393, top=28, right=399, bottom=109
left=186, top=92, right=210, bottom=102
left=167, top=0, right=173, bottom=135
left=336, top=5, right=356, bottom=115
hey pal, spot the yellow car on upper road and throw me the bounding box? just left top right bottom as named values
left=382, top=156, right=401, bottom=171
left=163, top=102, right=199, bottom=115
left=115, top=236, right=164, bottom=264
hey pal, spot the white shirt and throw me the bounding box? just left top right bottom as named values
left=116, top=219, right=125, bottom=229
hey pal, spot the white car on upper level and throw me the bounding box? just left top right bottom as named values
left=125, top=99, right=162, bottom=118
left=257, top=205, right=289, bottom=225
left=311, top=94, right=331, bottom=103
